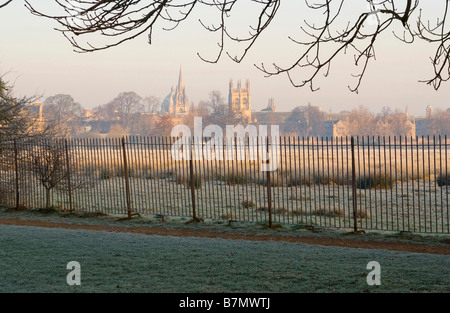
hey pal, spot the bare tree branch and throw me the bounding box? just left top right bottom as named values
left=23, top=0, right=450, bottom=92
left=0, top=0, right=13, bottom=9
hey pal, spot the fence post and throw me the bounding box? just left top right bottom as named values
left=266, top=136, right=272, bottom=228
left=13, top=139, right=19, bottom=209
left=121, top=136, right=133, bottom=220
left=350, top=136, right=360, bottom=233
left=64, top=139, right=73, bottom=213
left=189, top=136, right=197, bottom=221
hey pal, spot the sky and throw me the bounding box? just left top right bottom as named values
left=0, top=0, right=449, bottom=117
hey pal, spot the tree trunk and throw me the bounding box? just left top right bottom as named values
left=45, top=188, right=51, bottom=210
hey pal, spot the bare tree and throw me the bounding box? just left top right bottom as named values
left=181, top=100, right=210, bottom=130
left=0, top=76, right=57, bottom=142
left=206, top=90, right=226, bottom=115
left=24, top=1, right=450, bottom=92
left=426, top=108, right=450, bottom=136
left=31, top=142, right=68, bottom=210
left=339, top=105, right=378, bottom=137
left=143, top=95, right=161, bottom=114
left=155, top=114, right=174, bottom=137
left=203, top=90, right=235, bottom=127
left=29, top=139, right=97, bottom=210
left=93, top=101, right=119, bottom=122
left=108, top=123, right=129, bottom=137
left=286, top=103, right=325, bottom=137
left=134, top=114, right=158, bottom=136
left=43, top=94, right=83, bottom=136
left=108, top=92, right=144, bottom=131
left=376, top=109, right=415, bottom=137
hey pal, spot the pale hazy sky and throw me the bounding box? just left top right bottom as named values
left=0, top=1, right=449, bottom=117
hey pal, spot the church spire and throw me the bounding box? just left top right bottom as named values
left=178, top=66, right=184, bottom=89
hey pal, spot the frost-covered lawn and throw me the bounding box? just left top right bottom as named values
left=0, top=224, right=448, bottom=293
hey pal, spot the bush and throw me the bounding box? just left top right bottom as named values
left=314, top=208, right=346, bottom=218
left=98, top=167, right=112, bottom=180
left=241, top=199, right=256, bottom=209
left=176, top=173, right=188, bottom=185
left=289, top=208, right=309, bottom=216
left=286, top=174, right=312, bottom=187
left=437, top=173, right=449, bottom=187
left=175, top=173, right=201, bottom=189
left=115, top=166, right=136, bottom=178
left=220, top=213, right=237, bottom=220
left=356, top=174, right=393, bottom=189
left=353, top=209, right=370, bottom=219
left=273, top=207, right=288, bottom=214
left=219, top=172, right=249, bottom=185
left=191, top=175, right=202, bottom=189
left=289, top=194, right=311, bottom=201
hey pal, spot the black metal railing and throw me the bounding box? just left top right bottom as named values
left=0, top=135, right=448, bottom=233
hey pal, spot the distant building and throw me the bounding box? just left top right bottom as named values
left=416, top=105, right=450, bottom=137
left=261, top=98, right=276, bottom=112
left=161, top=67, right=189, bottom=118
left=426, top=105, right=432, bottom=118
left=0, top=101, right=45, bottom=135
left=229, top=79, right=251, bottom=123
left=330, top=107, right=416, bottom=138
left=81, top=108, right=96, bottom=120
left=26, top=101, right=45, bottom=133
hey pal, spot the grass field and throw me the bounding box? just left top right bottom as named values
left=0, top=212, right=449, bottom=293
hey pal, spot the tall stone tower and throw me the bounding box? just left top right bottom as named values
left=426, top=105, right=432, bottom=118
left=228, top=79, right=251, bottom=123
left=161, top=67, right=189, bottom=117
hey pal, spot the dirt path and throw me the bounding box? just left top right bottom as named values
left=0, top=217, right=449, bottom=255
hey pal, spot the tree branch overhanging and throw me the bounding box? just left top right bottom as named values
left=0, top=0, right=13, bottom=9
left=22, top=0, right=450, bottom=92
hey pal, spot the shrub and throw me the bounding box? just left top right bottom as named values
left=115, top=166, right=136, bottom=178
left=273, top=207, right=288, bottom=214
left=289, top=194, right=311, bottom=201
left=220, top=213, right=237, bottom=220
left=176, top=173, right=201, bottom=188
left=356, top=174, right=393, bottom=189
left=287, top=173, right=348, bottom=186
left=353, top=209, right=371, bottom=219
left=437, top=173, right=449, bottom=187
left=241, top=199, right=256, bottom=209
left=191, top=175, right=202, bottom=189
left=314, top=208, right=346, bottom=218
left=176, top=173, right=188, bottom=185
left=98, top=167, right=112, bottom=180
left=219, top=172, right=249, bottom=185
left=289, top=208, right=309, bottom=216
left=286, top=174, right=312, bottom=187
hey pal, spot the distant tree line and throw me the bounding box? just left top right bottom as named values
left=282, top=104, right=450, bottom=138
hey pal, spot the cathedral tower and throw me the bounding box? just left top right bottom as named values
left=161, top=67, right=189, bottom=117
left=228, top=79, right=251, bottom=123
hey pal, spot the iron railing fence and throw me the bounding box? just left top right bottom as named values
left=0, top=135, right=448, bottom=233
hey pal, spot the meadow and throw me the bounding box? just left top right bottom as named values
left=1, top=137, right=448, bottom=233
